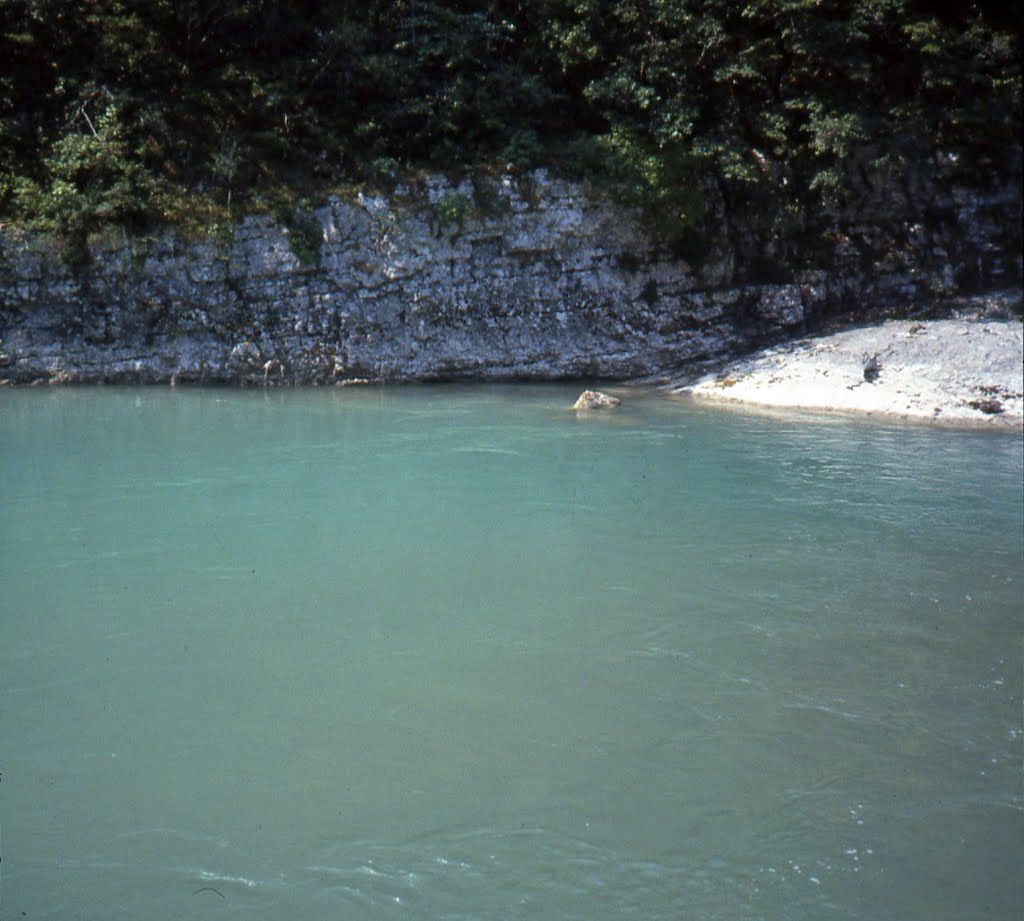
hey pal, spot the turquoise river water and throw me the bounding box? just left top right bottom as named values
left=1, top=385, right=1021, bottom=920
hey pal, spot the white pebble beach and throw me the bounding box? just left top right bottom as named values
left=675, top=315, right=1023, bottom=427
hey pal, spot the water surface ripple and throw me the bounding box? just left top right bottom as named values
left=1, top=386, right=1021, bottom=919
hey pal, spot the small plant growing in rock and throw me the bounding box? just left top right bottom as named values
left=434, top=192, right=474, bottom=233
left=284, top=198, right=323, bottom=266
left=369, top=157, right=400, bottom=185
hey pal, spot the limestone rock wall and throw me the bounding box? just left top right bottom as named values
left=0, top=170, right=1019, bottom=385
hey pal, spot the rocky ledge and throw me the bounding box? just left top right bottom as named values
left=0, top=169, right=1020, bottom=387
left=673, top=293, right=1023, bottom=426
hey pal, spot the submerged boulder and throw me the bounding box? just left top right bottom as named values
left=573, top=390, right=621, bottom=410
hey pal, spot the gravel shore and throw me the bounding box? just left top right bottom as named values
left=674, top=313, right=1023, bottom=427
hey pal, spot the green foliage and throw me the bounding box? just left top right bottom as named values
left=9, top=89, right=164, bottom=260
left=0, top=0, right=1018, bottom=274
left=433, top=192, right=475, bottom=233
left=567, top=128, right=708, bottom=258
left=502, top=129, right=544, bottom=169
left=283, top=199, right=323, bottom=266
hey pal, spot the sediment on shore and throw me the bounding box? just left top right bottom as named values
left=672, top=307, right=1023, bottom=426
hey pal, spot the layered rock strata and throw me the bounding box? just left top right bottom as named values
left=0, top=171, right=1019, bottom=385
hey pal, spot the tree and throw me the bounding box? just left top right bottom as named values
left=0, top=0, right=1017, bottom=277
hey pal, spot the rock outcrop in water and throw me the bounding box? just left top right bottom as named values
left=573, top=390, right=621, bottom=411
left=0, top=170, right=1019, bottom=385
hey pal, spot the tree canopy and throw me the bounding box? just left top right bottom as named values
left=1, top=0, right=1019, bottom=266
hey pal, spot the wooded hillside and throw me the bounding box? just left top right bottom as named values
left=1, top=1, right=1019, bottom=268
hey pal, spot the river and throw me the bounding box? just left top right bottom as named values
left=1, top=385, right=1021, bottom=919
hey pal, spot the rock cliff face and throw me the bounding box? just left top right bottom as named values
left=0, top=170, right=1019, bottom=385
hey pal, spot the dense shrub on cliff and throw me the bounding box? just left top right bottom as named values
left=0, top=1, right=1019, bottom=270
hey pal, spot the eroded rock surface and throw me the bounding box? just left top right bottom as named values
left=573, top=390, right=621, bottom=410
left=0, top=170, right=1019, bottom=385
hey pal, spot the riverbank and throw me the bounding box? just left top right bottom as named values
left=672, top=301, right=1023, bottom=426
left=1, top=162, right=1020, bottom=387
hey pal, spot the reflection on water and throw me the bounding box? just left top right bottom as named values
left=1, top=385, right=1022, bottom=920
